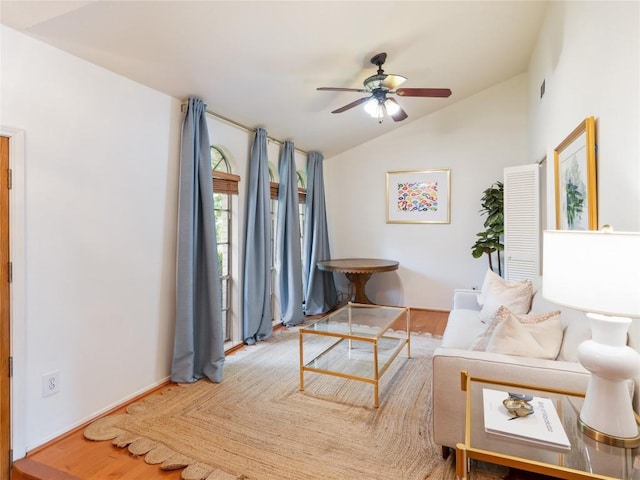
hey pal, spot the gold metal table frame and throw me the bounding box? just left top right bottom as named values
left=456, top=371, right=639, bottom=480
left=298, top=302, right=410, bottom=408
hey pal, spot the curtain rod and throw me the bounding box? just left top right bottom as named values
left=181, top=103, right=309, bottom=156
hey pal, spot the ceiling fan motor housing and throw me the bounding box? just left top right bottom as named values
left=365, top=53, right=389, bottom=89
left=364, top=74, right=388, bottom=91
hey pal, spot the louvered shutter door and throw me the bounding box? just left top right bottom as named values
left=504, top=164, right=540, bottom=281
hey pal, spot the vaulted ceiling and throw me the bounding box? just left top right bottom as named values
left=0, top=1, right=548, bottom=157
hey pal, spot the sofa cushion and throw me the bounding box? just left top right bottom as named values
left=471, top=306, right=561, bottom=351
left=531, top=292, right=591, bottom=362
left=556, top=308, right=592, bottom=362
left=477, top=269, right=533, bottom=322
left=485, top=310, right=563, bottom=360
left=441, top=309, right=486, bottom=349
left=530, top=292, right=561, bottom=317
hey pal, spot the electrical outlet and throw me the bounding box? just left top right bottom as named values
left=42, top=370, right=61, bottom=398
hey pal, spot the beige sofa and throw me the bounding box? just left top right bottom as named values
left=431, top=278, right=599, bottom=453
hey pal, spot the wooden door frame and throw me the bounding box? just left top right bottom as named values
left=0, top=127, right=26, bottom=462
left=1, top=135, right=10, bottom=476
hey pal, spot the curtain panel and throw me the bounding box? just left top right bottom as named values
left=242, top=128, right=273, bottom=344
left=276, top=141, right=304, bottom=326
left=172, top=97, right=225, bottom=383
left=303, top=151, right=337, bottom=314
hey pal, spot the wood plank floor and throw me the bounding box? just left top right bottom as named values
left=12, top=308, right=448, bottom=480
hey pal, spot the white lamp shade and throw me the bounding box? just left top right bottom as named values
left=542, top=230, right=640, bottom=318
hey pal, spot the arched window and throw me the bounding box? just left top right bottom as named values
left=211, top=146, right=239, bottom=342
left=297, top=170, right=306, bottom=251
left=269, top=166, right=279, bottom=324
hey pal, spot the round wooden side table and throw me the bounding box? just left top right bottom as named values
left=316, top=258, right=399, bottom=304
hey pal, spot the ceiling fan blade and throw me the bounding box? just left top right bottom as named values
left=317, top=87, right=368, bottom=93
left=395, top=88, right=452, bottom=98
left=381, top=74, right=407, bottom=90
left=386, top=98, right=408, bottom=122
left=331, top=96, right=371, bottom=114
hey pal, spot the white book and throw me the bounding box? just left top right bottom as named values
left=482, top=388, right=571, bottom=451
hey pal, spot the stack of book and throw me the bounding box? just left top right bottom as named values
left=482, top=388, right=571, bottom=451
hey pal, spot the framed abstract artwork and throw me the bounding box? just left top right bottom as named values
left=554, top=117, right=597, bottom=230
left=386, top=169, right=450, bottom=224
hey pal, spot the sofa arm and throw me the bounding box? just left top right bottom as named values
left=431, top=347, right=590, bottom=450
left=453, top=289, right=481, bottom=311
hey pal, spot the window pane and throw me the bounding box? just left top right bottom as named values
left=221, top=277, right=229, bottom=307
left=217, top=244, right=229, bottom=276
left=216, top=210, right=230, bottom=244
left=214, top=192, right=229, bottom=209
left=211, top=145, right=233, bottom=344
left=216, top=193, right=229, bottom=209
left=211, top=146, right=229, bottom=172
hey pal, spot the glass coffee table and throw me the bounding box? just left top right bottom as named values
left=456, top=371, right=639, bottom=480
left=298, top=302, right=410, bottom=407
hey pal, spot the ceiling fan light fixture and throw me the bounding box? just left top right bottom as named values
left=364, top=99, right=385, bottom=123
left=364, top=98, right=381, bottom=117
left=384, top=99, right=400, bottom=115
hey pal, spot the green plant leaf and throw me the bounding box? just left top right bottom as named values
left=471, top=180, right=504, bottom=275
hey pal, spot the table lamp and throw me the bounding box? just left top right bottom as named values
left=543, top=229, right=640, bottom=447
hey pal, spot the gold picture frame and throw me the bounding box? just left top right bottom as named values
left=553, top=117, right=597, bottom=230
left=386, top=169, right=451, bottom=224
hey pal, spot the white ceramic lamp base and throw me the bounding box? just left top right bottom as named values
left=577, top=313, right=640, bottom=446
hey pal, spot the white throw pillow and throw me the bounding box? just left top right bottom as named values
left=485, top=310, right=563, bottom=360
left=471, top=306, right=561, bottom=351
left=441, top=309, right=486, bottom=349
left=476, top=268, right=494, bottom=306
left=478, top=269, right=533, bottom=323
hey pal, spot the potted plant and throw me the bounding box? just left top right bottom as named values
left=471, top=181, right=504, bottom=276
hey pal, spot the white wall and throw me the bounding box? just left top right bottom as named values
left=527, top=0, right=640, bottom=413
left=1, top=25, right=310, bottom=452
left=1, top=26, right=182, bottom=453
left=1, top=20, right=311, bottom=452
left=324, top=74, right=529, bottom=310
left=528, top=1, right=639, bottom=232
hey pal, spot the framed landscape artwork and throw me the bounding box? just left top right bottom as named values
left=553, top=116, right=597, bottom=230
left=386, top=169, right=450, bottom=224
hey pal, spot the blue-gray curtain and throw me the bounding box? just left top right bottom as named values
left=303, top=151, right=337, bottom=314
left=172, top=97, right=225, bottom=383
left=242, top=128, right=273, bottom=344
left=276, top=141, right=304, bottom=326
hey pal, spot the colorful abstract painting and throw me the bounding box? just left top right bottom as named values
left=386, top=170, right=450, bottom=223
left=396, top=181, right=439, bottom=212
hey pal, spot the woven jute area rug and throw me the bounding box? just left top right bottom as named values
left=85, top=328, right=504, bottom=480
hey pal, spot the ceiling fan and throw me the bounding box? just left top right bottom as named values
left=317, top=52, right=452, bottom=123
